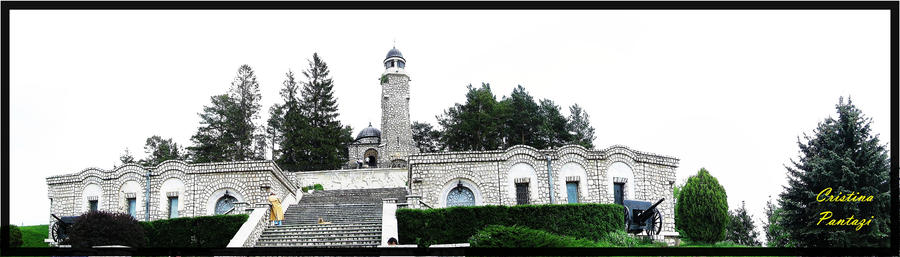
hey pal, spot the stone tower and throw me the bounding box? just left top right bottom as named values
left=380, top=46, right=417, bottom=167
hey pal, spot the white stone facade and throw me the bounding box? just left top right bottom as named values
left=46, top=160, right=298, bottom=222
left=408, top=144, right=679, bottom=234
left=291, top=168, right=408, bottom=190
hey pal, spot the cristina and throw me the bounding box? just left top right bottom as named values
left=816, top=187, right=874, bottom=202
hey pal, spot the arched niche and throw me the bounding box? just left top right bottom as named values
left=159, top=178, right=185, bottom=218
left=206, top=188, right=245, bottom=215
left=82, top=183, right=103, bottom=212
left=507, top=162, right=539, bottom=205
left=606, top=162, right=636, bottom=203
left=118, top=180, right=144, bottom=217
left=557, top=162, right=589, bottom=203
left=438, top=178, right=483, bottom=208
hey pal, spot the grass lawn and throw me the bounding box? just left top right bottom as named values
left=19, top=224, right=51, bottom=247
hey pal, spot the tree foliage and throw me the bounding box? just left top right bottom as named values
left=269, top=54, right=352, bottom=171
left=138, top=135, right=186, bottom=166
left=188, top=65, right=266, bottom=163
left=118, top=148, right=136, bottom=167
left=438, top=83, right=504, bottom=151
left=412, top=121, right=442, bottom=153
left=567, top=104, right=596, bottom=149
left=437, top=83, right=596, bottom=151
left=778, top=97, right=890, bottom=247
left=762, top=196, right=792, bottom=247
left=725, top=201, right=761, bottom=246
left=675, top=168, right=729, bottom=243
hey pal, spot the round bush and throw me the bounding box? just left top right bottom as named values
left=675, top=168, right=729, bottom=243
left=66, top=211, right=146, bottom=248
left=7, top=224, right=23, bottom=247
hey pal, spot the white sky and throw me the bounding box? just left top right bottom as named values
left=8, top=10, right=892, bottom=243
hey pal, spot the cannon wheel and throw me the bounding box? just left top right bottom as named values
left=51, top=222, right=65, bottom=242
left=645, top=209, right=663, bottom=236
left=622, top=206, right=632, bottom=231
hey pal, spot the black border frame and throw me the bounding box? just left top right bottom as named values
left=1, top=1, right=897, bottom=256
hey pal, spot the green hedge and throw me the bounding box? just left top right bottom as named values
left=397, top=203, right=623, bottom=245
left=140, top=214, right=248, bottom=248
left=469, top=225, right=600, bottom=247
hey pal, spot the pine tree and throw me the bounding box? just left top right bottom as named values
left=119, top=148, right=136, bottom=167
left=293, top=53, right=352, bottom=171
left=188, top=65, right=266, bottom=163
left=566, top=104, right=595, bottom=149
left=438, top=83, right=503, bottom=151
left=412, top=121, right=443, bottom=153
left=498, top=85, right=542, bottom=148
left=139, top=135, right=186, bottom=166
left=228, top=64, right=264, bottom=161
left=269, top=70, right=313, bottom=171
left=762, top=196, right=792, bottom=247
left=725, top=201, right=761, bottom=246
left=537, top=99, right=571, bottom=148
left=778, top=97, right=890, bottom=247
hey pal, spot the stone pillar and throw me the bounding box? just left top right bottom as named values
left=381, top=198, right=399, bottom=246
left=405, top=195, right=422, bottom=209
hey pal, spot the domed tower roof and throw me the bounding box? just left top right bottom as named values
left=356, top=123, right=382, bottom=140
left=385, top=47, right=404, bottom=60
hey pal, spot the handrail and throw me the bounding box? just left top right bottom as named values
left=419, top=200, right=433, bottom=209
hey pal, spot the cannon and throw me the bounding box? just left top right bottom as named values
left=50, top=214, right=78, bottom=243
left=622, top=198, right=664, bottom=236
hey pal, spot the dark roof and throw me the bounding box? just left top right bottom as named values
left=356, top=123, right=381, bottom=140
left=385, top=47, right=403, bottom=60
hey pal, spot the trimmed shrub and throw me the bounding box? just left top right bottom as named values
left=675, top=168, right=729, bottom=243
left=141, top=214, right=248, bottom=248
left=66, top=211, right=146, bottom=248
left=397, top=203, right=623, bottom=245
left=7, top=224, right=23, bottom=247
left=469, top=225, right=598, bottom=247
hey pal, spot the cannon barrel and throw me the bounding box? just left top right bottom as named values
left=635, top=198, right=665, bottom=222
left=51, top=214, right=65, bottom=224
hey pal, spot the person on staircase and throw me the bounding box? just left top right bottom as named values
left=268, top=192, right=284, bottom=226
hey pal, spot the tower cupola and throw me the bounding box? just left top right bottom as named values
left=384, top=46, right=406, bottom=70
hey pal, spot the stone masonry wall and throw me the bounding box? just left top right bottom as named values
left=46, top=160, right=297, bottom=228
left=291, top=168, right=408, bottom=190
left=380, top=73, right=416, bottom=165
left=408, top=144, right=679, bottom=233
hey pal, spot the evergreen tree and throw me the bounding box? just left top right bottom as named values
left=228, top=64, right=264, bottom=161
left=188, top=65, right=266, bottom=163
left=762, top=196, right=792, bottom=247
left=725, top=201, right=761, bottom=246
left=139, top=135, right=186, bottom=166
left=778, top=97, right=890, bottom=247
left=537, top=99, right=571, bottom=148
left=119, top=148, right=136, bottom=166
left=294, top=53, right=352, bottom=171
left=188, top=94, right=233, bottom=163
left=676, top=168, right=729, bottom=243
left=498, top=85, right=542, bottom=148
left=269, top=70, right=313, bottom=171
left=438, top=83, right=503, bottom=151
left=412, top=121, right=443, bottom=153
left=566, top=104, right=595, bottom=148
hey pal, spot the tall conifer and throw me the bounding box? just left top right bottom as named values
left=778, top=97, right=890, bottom=247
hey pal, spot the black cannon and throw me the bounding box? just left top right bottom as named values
left=622, top=198, right=664, bottom=236
left=50, top=214, right=78, bottom=243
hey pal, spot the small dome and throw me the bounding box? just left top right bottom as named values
left=356, top=123, right=382, bottom=140
left=385, top=47, right=403, bottom=60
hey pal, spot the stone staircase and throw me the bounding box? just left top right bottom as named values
left=255, top=187, right=407, bottom=247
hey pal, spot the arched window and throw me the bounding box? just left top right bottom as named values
left=446, top=184, right=476, bottom=207
left=214, top=193, right=238, bottom=215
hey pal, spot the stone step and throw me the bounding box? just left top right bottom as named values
left=263, top=226, right=382, bottom=232
left=261, top=230, right=381, bottom=237
left=284, top=218, right=382, bottom=223
left=255, top=241, right=379, bottom=247
left=258, top=234, right=381, bottom=242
